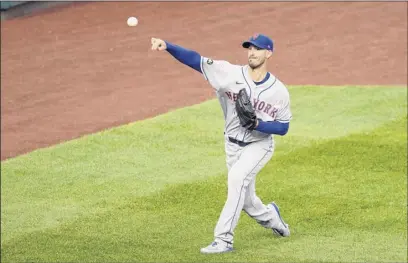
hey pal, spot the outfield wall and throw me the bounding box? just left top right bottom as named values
left=1, top=1, right=72, bottom=20
left=0, top=1, right=28, bottom=10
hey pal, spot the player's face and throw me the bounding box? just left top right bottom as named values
left=247, top=45, right=271, bottom=69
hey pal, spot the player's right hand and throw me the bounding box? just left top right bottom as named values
left=151, top=38, right=167, bottom=51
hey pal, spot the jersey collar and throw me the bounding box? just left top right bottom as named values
left=253, top=72, right=270, bottom=86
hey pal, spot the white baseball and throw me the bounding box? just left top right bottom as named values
left=127, top=16, right=138, bottom=27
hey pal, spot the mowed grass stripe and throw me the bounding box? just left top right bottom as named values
left=276, top=85, right=407, bottom=154
left=1, top=116, right=406, bottom=262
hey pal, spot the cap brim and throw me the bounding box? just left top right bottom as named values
left=242, top=41, right=255, bottom=48
left=242, top=40, right=265, bottom=50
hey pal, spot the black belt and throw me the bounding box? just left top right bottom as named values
left=228, top=137, right=253, bottom=147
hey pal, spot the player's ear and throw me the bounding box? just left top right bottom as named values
left=266, top=50, right=272, bottom=59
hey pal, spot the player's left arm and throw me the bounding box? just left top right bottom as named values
left=254, top=94, right=292, bottom=136
left=254, top=120, right=289, bottom=136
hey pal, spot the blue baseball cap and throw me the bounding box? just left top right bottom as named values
left=242, top=34, right=274, bottom=51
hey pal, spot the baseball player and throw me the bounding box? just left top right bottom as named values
left=150, top=33, right=292, bottom=254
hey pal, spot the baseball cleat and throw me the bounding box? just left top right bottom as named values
left=268, top=202, right=290, bottom=237
left=200, top=241, right=234, bottom=254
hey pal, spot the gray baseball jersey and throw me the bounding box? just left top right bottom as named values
left=200, top=56, right=292, bottom=143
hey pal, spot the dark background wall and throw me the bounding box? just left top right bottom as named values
left=1, top=1, right=28, bottom=10
left=1, top=1, right=72, bottom=20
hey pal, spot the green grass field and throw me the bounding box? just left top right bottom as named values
left=1, top=86, right=407, bottom=262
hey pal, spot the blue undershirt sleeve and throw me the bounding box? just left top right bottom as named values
left=255, top=120, right=289, bottom=135
left=165, top=41, right=202, bottom=73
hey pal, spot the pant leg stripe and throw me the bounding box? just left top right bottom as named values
left=225, top=149, right=271, bottom=238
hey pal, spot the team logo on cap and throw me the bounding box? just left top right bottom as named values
left=252, top=34, right=259, bottom=40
